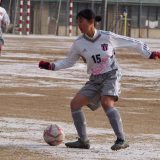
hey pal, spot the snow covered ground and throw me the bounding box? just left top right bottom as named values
left=0, top=117, right=160, bottom=160
left=0, top=36, right=160, bottom=160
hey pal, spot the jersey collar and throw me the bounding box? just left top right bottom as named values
left=83, top=29, right=101, bottom=42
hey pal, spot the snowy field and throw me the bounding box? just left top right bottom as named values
left=0, top=117, right=160, bottom=160
left=0, top=35, right=160, bottom=160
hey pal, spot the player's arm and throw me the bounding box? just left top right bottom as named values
left=2, top=10, right=10, bottom=29
left=109, top=32, right=152, bottom=58
left=39, top=42, right=81, bottom=70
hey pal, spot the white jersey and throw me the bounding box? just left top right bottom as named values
left=0, top=6, right=10, bottom=35
left=53, top=30, right=152, bottom=75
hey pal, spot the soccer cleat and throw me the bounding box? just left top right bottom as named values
left=111, top=138, right=129, bottom=151
left=65, top=138, right=90, bottom=149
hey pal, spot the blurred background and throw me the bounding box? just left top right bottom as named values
left=2, top=0, right=160, bottom=38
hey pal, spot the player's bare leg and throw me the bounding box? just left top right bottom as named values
left=101, top=96, right=129, bottom=150
left=65, top=93, right=90, bottom=149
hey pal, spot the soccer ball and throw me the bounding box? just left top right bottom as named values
left=43, top=124, right=65, bottom=146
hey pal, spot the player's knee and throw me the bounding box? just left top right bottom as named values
left=70, top=98, right=81, bottom=110
left=101, top=96, right=115, bottom=109
left=70, top=98, right=76, bottom=108
left=70, top=94, right=88, bottom=109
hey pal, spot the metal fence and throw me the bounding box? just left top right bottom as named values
left=2, top=0, right=160, bottom=38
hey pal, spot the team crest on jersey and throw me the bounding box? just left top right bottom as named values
left=101, top=43, right=108, bottom=51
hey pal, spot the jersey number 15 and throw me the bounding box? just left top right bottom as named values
left=91, top=54, right=101, bottom=63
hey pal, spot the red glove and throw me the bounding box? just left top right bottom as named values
left=150, top=51, right=160, bottom=59
left=39, top=60, right=52, bottom=70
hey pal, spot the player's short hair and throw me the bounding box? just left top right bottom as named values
left=76, top=9, right=101, bottom=23
left=76, top=9, right=95, bottom=21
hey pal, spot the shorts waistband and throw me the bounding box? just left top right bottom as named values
left=90, top=69, right=118, bottom=78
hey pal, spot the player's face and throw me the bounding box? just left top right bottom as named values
left=77, top=17, right=94, bottom=35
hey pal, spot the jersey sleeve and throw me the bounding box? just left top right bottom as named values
left=2, top=9, right=10, bottom=27
left=53, top=42, right=81, bottom=71
left=109, top=32, right=152, bottom=58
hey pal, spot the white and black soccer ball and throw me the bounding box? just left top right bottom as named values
left=43, top=124, right=65, bottom=146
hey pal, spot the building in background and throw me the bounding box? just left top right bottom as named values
left=2, top=0, right=160, bottom=38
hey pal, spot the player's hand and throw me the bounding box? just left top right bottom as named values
left=39, top=60, right=53, bottom=70
left=150, top=51, right=160, bottom=59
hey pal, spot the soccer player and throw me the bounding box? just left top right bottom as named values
left=39, top=9, right=160, bottom=150
left=0, top=0, right=10, bottom=55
